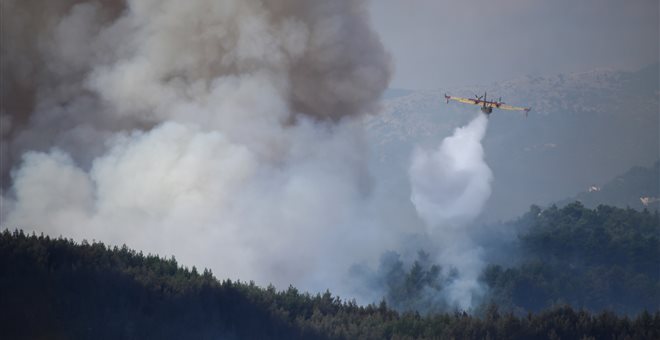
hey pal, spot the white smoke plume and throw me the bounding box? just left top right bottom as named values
left=409, top=113, right=493, bottom=309
left=1, top=0, right=500, bottom=311
left=0, top=0, right=404, bottom=295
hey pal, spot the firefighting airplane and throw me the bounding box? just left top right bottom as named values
left=444, top=92, right=531, bottom=116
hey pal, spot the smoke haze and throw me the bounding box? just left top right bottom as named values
left=1, top=0, right=498, bottom=310
left=1, top=0, right=397, bottom=292
left=0, top=0, right=391, bottom=180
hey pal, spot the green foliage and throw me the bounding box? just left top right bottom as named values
left=379, top=251, right=453, bottom=314
left=0, top=229, right=319, bottom=339
left=482, top=203, right=660, bottom=315
left=2, top=228, right=659, bottom=339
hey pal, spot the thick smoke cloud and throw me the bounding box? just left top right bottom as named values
left=1, top=0, right=398, bottom=293
left=409, top=114, right=493, bottom=309
left=1, top=0, right=498, bottom=311
left=1, top=0, right=391, bottom=183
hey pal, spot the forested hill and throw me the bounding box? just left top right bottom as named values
left=357, top=203, right=659, bottom=317
left=556, top=161, right=660, bottom=211
left=2, top=227, right=660, bottom=339
left=482, top=203, right=660, bottom=315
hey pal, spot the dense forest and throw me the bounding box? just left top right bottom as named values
left=1, top=203, right=659, bottom=339
left=356, top=203, right=659, bottom=317
left=482, top=203, right=659, bottom=315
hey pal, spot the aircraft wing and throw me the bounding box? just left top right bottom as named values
left=498, top=104, right=531, bottom=117
left=498, top=104, right=531, bottom=112
left=445, top=95, right=481, bottom=106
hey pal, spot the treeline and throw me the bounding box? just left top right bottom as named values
left=2, top=228, right=659, bottom=339
left=482, top=202, right=659, bottom=315
left=362, top=203, right=659, bottom=317
left=557, top=160, right=660, bottom=211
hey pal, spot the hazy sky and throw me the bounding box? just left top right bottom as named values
left=369, top=0, right=659, bottom=89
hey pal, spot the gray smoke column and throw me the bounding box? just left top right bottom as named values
left=0, top=0, right=391, bottom=181
left=409, top=113, right=493, bottom=309
left=1, top=0, right=395, bottom=293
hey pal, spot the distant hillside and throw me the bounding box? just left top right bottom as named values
left=557, top=161, right=660, bottom=211
left=482, top=203, right=659, bottom=316
left=367, top=63, right=659, bottom=221
left=2, top=229, right=659, bottom=339
left=354, top=203, right=659, bottom=317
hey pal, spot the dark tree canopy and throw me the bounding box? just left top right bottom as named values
left=2, top=222, right=659, bottom=339
left=482, top=202, right=660, bottom=315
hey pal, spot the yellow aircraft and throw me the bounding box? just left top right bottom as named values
left=445, top=92, right=531, bottom=117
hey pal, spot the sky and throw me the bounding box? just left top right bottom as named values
left=369, top=0, right=659, bottom=90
